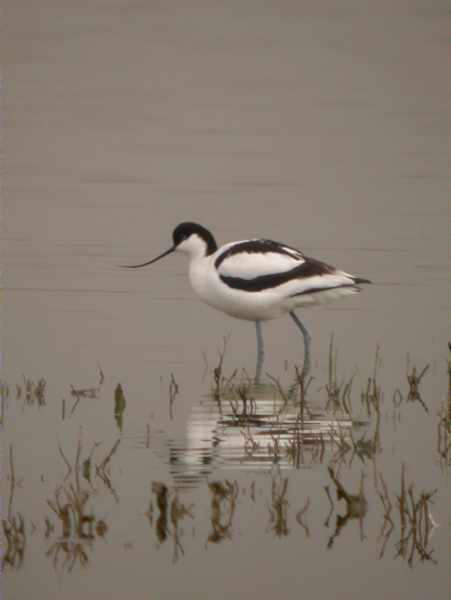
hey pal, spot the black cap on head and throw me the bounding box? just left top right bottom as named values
left=172, top=222, right=218, bottom=255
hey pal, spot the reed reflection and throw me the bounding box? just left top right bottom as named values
left=144, top=339, right=448, bottom=497
left=326, top=467, right=368, bottom=548
left=147, top=482, right=193, bottom=562
left=267, top=472, right=289, bottom=538
left=437, top=347, right=451, bottom=470
left=0, top=377, right=46, bottom=424
left=2, top=445, right=26, bottom=571
left=1, top=339, right=446, bottom=573
left=45, top=434, right=119, bottom=572
left=207, top=480, right=238, bottom=545
left=2, top=514, right=26, bottom=570
left=148, top=362, right=366, bottom=489
left=393, top=464, right=437, bottom=566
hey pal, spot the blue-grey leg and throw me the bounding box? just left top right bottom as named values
left=254, top=320, right=264, bottom=384
left=289, top=311, right=311, bottom=380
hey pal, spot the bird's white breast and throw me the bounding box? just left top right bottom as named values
left=188, top=256, right=212, bottom=301
left=187, top=254, right=285, bottom=321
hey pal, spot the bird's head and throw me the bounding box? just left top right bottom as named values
left=122, top=222, right=218, bottom=268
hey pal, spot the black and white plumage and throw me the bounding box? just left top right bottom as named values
left=214, top=238, right=368, bottom=299
left=124, top=222, right=371, bottom=382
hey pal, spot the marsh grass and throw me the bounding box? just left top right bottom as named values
left=322, top=345, right=384, bottom=466
left=225, top=378, right=259, bottom=424
left=2, top=338, right=446, bottom=569
left=168, top=373, right=179, bottom=421
left=201, top=335, right=392, bottom=472
left=209, top=335, right=279, bottom=415
left=0, top=379, right=9, bottom=424
left=211, top=334, right=232, bottom=404
left=285, top=423, right=326, bottom=468
left=23, top=377, right=47, bottom=408
left=114, top=383, right=126, bottom=431
left=435, top=346, right=450, bottom=470
left=69, top=366, right=104, bottom=416
left=1, top=375, right=48, bottom=413
left=325, top=334, right=356, bottom=417
left=437, top=402, right=451, bottom=469
left=360, top=345, right=382, bottom=418
left=209, top=333, right=376, bottom=427
left=2, top=366, right=104, bottom=422
left=406, top=355, right=430, bottom=412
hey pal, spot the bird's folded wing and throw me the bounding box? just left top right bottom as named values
left=215, top=239, right=306, bottom=280
left=215, top=239, right=367, bottom=295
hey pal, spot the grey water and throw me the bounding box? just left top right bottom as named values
left=2, top=1, right=450, bottom=599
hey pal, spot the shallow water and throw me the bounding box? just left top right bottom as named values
left=2, top=1, right=450, bottom=599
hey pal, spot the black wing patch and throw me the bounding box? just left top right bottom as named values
left=220, top=256, right=336, bottom=293
left=215, top=239, right=304, bottom=270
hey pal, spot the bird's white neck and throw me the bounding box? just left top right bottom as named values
left=175, top=234, right=209, bottom=262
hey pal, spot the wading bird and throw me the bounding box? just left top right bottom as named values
left=125, top=222, right=371, bottom=384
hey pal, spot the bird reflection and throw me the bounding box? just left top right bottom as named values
left=145, top=381, right=363, bottom=490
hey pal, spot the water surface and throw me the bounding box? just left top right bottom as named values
left=2, top=1, right=450, bottom=599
